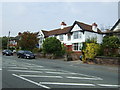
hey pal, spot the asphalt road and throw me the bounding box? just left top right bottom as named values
left=0, top=52, right=2, bottom=90
left=2, top=55, right=119, bottom=89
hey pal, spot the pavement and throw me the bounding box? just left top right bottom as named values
left=2, top=55, right=120, bottom=89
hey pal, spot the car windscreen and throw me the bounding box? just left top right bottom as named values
left=24, top=51, right=32, bottom=54
left=6, top=50, right=12, bottom=52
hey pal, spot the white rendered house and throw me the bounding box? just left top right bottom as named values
left=38, top=21, right=103, bottom=52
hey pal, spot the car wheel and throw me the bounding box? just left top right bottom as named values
left=18, top=56, right=20, bottom=58
left=24, top=56, right=27, bottom=59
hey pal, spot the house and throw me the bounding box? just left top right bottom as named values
left=104, top=19, right=120, bottom=39
left=38, top=21, right=103, bottom=52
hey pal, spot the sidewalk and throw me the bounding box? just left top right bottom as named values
left=67, top=60, right=119, bottom=72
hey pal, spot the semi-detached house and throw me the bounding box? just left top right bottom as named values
left=38, top=21, right=103, bottom=52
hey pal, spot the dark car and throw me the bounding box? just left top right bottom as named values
left=17, top=50, right=35, bottom=59
left=2, top=50, right=13, bottom=56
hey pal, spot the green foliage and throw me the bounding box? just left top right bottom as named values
left=42, top=37, right=64, bottom=56
left=82, top=42, right=100, bottom=63
left=102, top=35, right=120, bottom=57
left=18, top=31, right=39, bottom=51
left=0, top=37, right=2, bottom=49
left=2, top=36, right=8, bottom=49
left=102, top=35, right=120, bottom=48
left=85, top=38, right=97, bottom=43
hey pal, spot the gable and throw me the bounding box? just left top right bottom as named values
left=111, top=19, right=120, bottom=31
left=71, top=24, right=82, bottom=32
left=113, top=22, right=120, bottom=31
left=39, top=30, right=45, bottom=37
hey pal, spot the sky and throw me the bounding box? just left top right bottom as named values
left=1, top=1, right=119, bottom=37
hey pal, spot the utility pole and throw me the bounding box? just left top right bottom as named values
left=7, top=31, right=10, bottom=49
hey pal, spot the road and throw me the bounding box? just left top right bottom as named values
left=0, top=52, right=2, bottom=90
left=2, top=55, right=119, bottom=89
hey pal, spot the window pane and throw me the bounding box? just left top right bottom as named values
left=59, top=35, right=63, bottom=41
left=74, top=32, right=78, bottom=39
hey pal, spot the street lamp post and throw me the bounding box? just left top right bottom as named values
left=7, top=31, right=10, bottom=49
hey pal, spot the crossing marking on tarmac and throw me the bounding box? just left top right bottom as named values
left=20, top=75, right=63, bottom=78
left=12, top=74, right=50, bottom=89
left=39, top=82, right=95, bottom=86
left=66, top=76, right=103, bottom=80
left=45, top=71, right=77, bottom=75
left=8, top=70, right=43, bottom=73
left=8, top=67, right=28, bottom=69
left=97, top=84, right=120, bottom=87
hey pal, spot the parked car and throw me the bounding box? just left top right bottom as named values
left=17, top=50, right=35, bottom=59
left=2, top=50, right=13, bottom=56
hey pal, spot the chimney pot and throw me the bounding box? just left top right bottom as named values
left=61, top=22, right=67, bottom=29
left=92, top=22, right=98, bottom=32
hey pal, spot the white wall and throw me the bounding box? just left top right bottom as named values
left=84, top=31, right=103, bottom=44
left=71, top=24, right=82, bottom=32
left=38, top=30, right=45, bottom=48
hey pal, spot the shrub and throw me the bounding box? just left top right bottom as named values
left=82, top=42, right=100, bottom=63
left=42, top=37, right=64, bottom=57
left=102, top=35, right=120, bottom=57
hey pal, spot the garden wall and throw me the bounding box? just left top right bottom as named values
left=93, top=56, right=120, bottom=65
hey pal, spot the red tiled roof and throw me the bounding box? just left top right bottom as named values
left=42, top=26, right=72, bottom=37
left=75, top=21, right=101, bottom=33
left=41, top=21, right=102, bottom=37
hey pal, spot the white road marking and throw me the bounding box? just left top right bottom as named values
left=7, top=65, right=17, bottom=67
left=12, top=74, right=50, bottom=89
left=24, top=66, right=44, bottom=68
left=20, top=75, right=63, bottom=78
left=77, top=73, right=98, bottom=78
left=0, top=68, right=2, bottom=70
left=8, top=70, right=43, bottom=73
left=31, top=68, right=57, bottom=71
left=24, top=63, right=44, bottom=67
left=98, top=84, right=120, bottom=87
left=8, top=67, right=28, bottom=69
left=67, top=77, right=103, bottom=80
left=39, top=82, right=95, bottom=86
left=45, top=71, right=77, bottom=75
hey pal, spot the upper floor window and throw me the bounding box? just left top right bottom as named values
left=68, top=34, right=71, bottom=41
left=73, top=31, right=82, bottom=39
left=40, top=37, right=44, bottom=44
left=59, top=35, right=64, bottom=41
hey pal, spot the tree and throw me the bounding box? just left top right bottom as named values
left=102, top=35, right=120, bottom=48
left=2, top=36, right=8, bottom=49
left=42, top=37, right=64, bottom=56
left=18, top=31, right=39, bottom=51
left=0, top=37, right=2, bottom=49
left=102, top=35, right=120, bottom=56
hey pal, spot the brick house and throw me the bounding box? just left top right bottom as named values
left=38, top=21, right=103, bottom=53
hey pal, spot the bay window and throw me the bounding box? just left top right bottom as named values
left=73, top=43, right=82, bottom=51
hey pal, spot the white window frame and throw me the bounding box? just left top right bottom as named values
left=73, top=31, right=82, bottom=39
left=72, top=43, right=82, bottom=51
left=59, top=35, right=64, bottom=41
left=68, top=34, right=71, bottom=41
left=39, top=36, right=44, bottom=44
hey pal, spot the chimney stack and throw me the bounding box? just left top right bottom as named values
left=61, top=22, right=67, bottom=29
left=92, top=22, right=98, bottom=32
